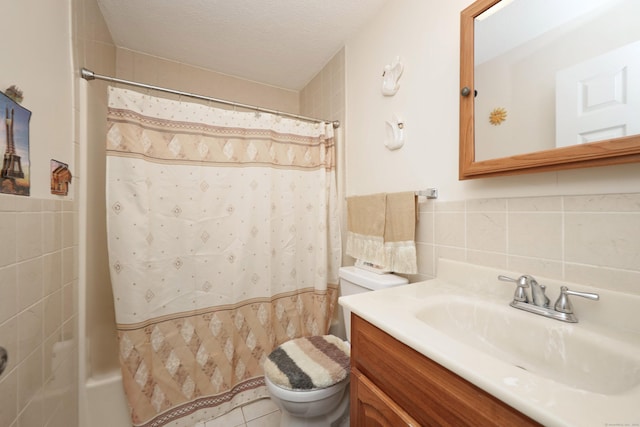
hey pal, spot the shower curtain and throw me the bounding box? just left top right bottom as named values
left=105, top=87, right=341, bottom=427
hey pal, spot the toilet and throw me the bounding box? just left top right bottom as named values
left=264, top=266, right=408, bottom=426
left=337, top=266, right=408, bottom=341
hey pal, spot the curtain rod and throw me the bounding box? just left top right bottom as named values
left=80, top=68, right=340, bottom=128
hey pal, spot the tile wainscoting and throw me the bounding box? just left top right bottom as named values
left=0, top=195, right=78, bottom=427
left=412, top=193, right=640, bottom=296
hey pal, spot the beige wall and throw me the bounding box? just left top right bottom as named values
left=345, top=0, right=640, bottom=293
left=299, top=48, right=346, bottom=197
left=300, top=47, right=347, bottom=260
left=300, top=48, right=345, bottom=124
left=299, top=49, right=348, bottom=335
left=345, top=0, right=640, bottom=200
left=0, top=0, right=78, bottom=426
left=73, top=0, right=119, bottom=388
left=115, top=49, right=300, bottom=114
left=0, top=2, right=74, bottom=199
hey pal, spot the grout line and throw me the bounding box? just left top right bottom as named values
left=505, top=198, right=510, bottom=270
left=561, top=195, right=566, bottom=280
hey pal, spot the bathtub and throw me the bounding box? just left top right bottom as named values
left=84, top=372, right=131, bottom=427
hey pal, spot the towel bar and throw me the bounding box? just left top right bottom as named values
left=415, top=189, right=438, bottom=199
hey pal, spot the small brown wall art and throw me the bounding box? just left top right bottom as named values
left=51, top=159, right=72, bottom=196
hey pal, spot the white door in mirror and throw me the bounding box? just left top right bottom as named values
left=556, top=40, right=640, bottom=147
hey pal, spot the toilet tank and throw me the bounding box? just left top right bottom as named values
left=339, top=266, right=408, bottom=341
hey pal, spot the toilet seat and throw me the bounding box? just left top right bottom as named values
left=263, top=335, right=350, bottom=391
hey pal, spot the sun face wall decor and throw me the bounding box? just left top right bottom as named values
left=489, top=107, right=507, bottom=126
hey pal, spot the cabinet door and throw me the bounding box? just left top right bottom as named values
left=350, top=314, right=541, bottom=426
left=351, top=368, right=419, bottom=427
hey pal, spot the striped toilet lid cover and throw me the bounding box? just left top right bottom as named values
left=263, top=335, right=350, bottom=391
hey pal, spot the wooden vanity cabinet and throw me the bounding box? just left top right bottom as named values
left=349, top=314, right=541, bottom=426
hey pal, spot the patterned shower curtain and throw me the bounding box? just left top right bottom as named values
left=105, top=87, right=341, bottom=427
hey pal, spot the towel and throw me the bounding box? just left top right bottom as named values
left=346, top=193, right=387, bottom=267
left=346, top=191, right=417, bottom=274
left=263, top=335, right=350, bottom=390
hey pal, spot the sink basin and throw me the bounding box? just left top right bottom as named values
left=415, top=295, right=640, bottom=395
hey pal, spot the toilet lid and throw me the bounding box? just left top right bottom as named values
left=263, top=335, right=350, bottom=391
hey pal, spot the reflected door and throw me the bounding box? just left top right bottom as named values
left=556, top=40, right=640, bottom=147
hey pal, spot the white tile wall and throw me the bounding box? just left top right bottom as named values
left=412, top=193, right=640, bottom=295
left=0, top=195, right=78, bottom=427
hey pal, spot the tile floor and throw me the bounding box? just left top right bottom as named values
left=195, top=398, right=281, bottom=427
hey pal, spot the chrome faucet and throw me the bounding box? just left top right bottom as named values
left=498, top=274, right=599, bottom=323
left=498, top=274, right=549, bottom=306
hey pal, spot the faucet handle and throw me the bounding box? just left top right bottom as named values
left=498, top=275, right=529, bottom=303
left=554, top=286, right=600, bottom=314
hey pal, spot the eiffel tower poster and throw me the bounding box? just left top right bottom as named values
left=1, top=90, right=30, bottom=195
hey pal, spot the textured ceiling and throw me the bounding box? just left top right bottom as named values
left=97, top=0, right=387, bottom=90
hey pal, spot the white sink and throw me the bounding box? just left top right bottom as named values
left=339, top=259, right=640, bottom=427
left=415, top=295, right=640, bottom=395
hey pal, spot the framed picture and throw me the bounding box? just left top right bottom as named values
left=0, top=90, right=31, bottom=195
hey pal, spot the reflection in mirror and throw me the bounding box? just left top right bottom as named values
left=459, top=0, right=640, bottom=179
left=474, top=0, right=640, bottom=161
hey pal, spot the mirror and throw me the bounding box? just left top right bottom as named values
left=459, top=0, right=640, bottom=179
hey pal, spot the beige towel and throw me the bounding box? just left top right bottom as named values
left=346, top=193, right=387, bottom=266
left=346, top=191, right=417, bottom=274
left=383, top=192, right=418, bottom=273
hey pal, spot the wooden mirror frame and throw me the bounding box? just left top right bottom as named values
left=459, top=0, right=640, bottom=180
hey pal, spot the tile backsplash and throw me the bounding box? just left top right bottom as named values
left=0, top=195, right=78, bottom=427
left=413, top=193, right=640, bottom=295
